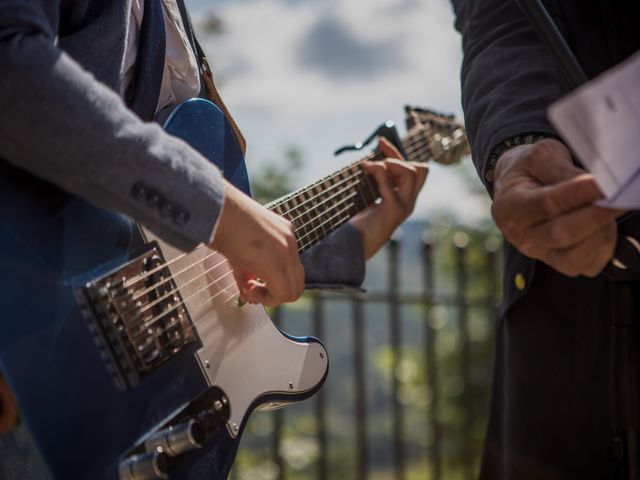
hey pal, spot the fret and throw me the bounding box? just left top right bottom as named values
left=295, top=190, right=315, bottom=249
left=266, top=113, right=463, bottom=253
left=290, top=192, right=303, bottom=237
left=285, top=198, right=295, bottom=216
left=416, top=150, right=430, bottom=164
left=280, top=199, right=292, bottom=220
left=401, top=135, right=420, bottom=160
left=419, top=128, right=436, bottom=161
left=354, top=171, right=369, bottom=210
left=297, top=196, right=358, bottom=253
left=348, top=165, right=364, bottom=211
left=273, top=160, right=377, bottom=252
left=272, top=201, right=286, bottom=218
left=290, top=195, right=298, bottom=209
left=362, top=169, right=378, bottom=205
left=312, top=184, right=329, bottom=241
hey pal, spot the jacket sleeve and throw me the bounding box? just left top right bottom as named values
left=302, top=223, right=366, bottom=291
left=0, top=1, right=367, bottom=291
left=451, top=0, right=570, bottom=193
left=0, top=1, right=225, bottom=251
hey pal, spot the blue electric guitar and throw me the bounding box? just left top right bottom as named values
left=0, top=100, right=466, bottom=479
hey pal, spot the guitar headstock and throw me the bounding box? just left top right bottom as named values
left=404, top=106, right=469, bottom=165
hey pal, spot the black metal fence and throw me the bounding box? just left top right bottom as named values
left=231, top=223, right=502, bottom=480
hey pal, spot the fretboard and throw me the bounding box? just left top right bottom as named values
left=267, top=126, right=435, bottom=253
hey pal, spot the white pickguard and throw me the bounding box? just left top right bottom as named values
left=143, top=229, right=328, bottom=438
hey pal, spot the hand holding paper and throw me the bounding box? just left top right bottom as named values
left=548, top=51, right=640, bottom=209
left=491, top=139, right=620, bottom=277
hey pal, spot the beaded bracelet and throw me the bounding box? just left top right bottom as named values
left=485, top=133, right=548, bottom=182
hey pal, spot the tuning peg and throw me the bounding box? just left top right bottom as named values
left=405, top=105, right=457, bottom=122
left=334, top=121, right=407, bottom=159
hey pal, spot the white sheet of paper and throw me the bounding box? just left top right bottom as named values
left=548, top=51, right=640, bottom=208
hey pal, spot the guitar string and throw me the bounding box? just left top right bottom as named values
left=265, top=123, right=437, bottom=212
left=270, top=136, right=426, bottom=223
left=131, top=250, right=222, bottom=300
left=118, top=169, right=372, bottom=308
left=133, top=128, right=466, bottom=343
left=266, top=156, right=373, bottom=212
left=114, top=165, right=369, bottom=294
left=129, top=190, right=362, bottom=320
left=112, top=166, right=375, bottom=301
left=270, top=133, right=431, bottom=218
left=278, top=173, right=367, bottom=226
left=121, top=249, right=191, bottom=289
left=137, top=198, right=361, bottom=336
left=178, top=130, right=465, bottom=324
left=134, top=257, right=231, bottom=316
left=141, top=268, right=237, bottom=329
left=119, top=125, right=432, bottom=291
left=113, top=131, right=441, bottom=312
left=295, top=195, right=359, bottom=248
left=273, top=168, right=368, bottom=221
left=135, top=130, right=465, bottom=333
left=105, top=127, right=466, bottom=346
left=110, top=124, right=445, bottom=300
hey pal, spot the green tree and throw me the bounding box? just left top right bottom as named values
left=250, top=146, right=305, bottom=204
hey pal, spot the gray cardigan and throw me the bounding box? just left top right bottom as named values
left=0, top=0, right=365, bottom=288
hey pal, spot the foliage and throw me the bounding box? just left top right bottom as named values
left=231, top=218, right=502, bottom=479
left=250, top=146, right=305, bottom=204
left=198, top=12, right=224, bottom=36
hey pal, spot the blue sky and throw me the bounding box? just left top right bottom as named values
left=186, top=0, right=490, bottom=224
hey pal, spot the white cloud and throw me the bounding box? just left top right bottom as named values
left=187, top=0, right=490, bottom=225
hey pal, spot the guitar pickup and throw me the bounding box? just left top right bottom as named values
left=76, top=242, right=199, bottom=390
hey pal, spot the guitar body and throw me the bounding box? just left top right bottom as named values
left=0, top=99, right=328, bottom=480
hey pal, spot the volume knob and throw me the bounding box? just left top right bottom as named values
left=118, top=451, right=169, bottom=480
left=144, top=419, right=205, bottom=457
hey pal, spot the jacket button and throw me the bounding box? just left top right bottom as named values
left=160, top=201, right=173, bottom=217
left=173, top=208, right=190, bottom=226
left=131, top=182, right=147, bottom=200
left=146, top=190, right=164, bottom=208
left=514, top=273, right=526, bottom=291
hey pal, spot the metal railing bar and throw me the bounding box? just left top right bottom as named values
left=485, top=239, right=501, bottom=349
left=307, top=291, right=500, bottom=309
left=454, top=237, right=473, bottom=477
left=313, top=296, right=329, bottom=480
left=352, top=296, right=368, bottom=480
left=237, top=233, right=504, bottom=480
left=422, top=232, right=442, bottom=480
left=271, top=306, right=286, bottom=480
left=388, top=238, right=406, bottom=480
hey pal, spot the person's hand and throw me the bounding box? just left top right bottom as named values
left=491, top=138, right=623, bottom=277
left=211, top=181, right=304, bottom=307
left=349, top=137, right=429, bottom=259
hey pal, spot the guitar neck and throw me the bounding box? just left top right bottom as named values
left=267, top=128, right=434, bottom=253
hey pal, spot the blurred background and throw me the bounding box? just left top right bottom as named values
left=186, top=0, right=501, bottom=478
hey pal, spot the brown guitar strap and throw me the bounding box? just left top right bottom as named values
left=173, top=0, right=247, bottom=156
left=198, top=49, right=247, bottom=156
left=200, top=53, right=247, bottom=155
left=0, top=374, right=19, bottom=434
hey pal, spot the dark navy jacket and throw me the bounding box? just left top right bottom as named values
left=452, top=1, right=640, bottom=478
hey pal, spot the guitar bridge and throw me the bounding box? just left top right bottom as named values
left=77, top=243, right=199, bottom=390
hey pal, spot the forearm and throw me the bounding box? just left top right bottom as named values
left=452, top=0, right=569, bottom=193
left=0, top=7, right=224, bottom=250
